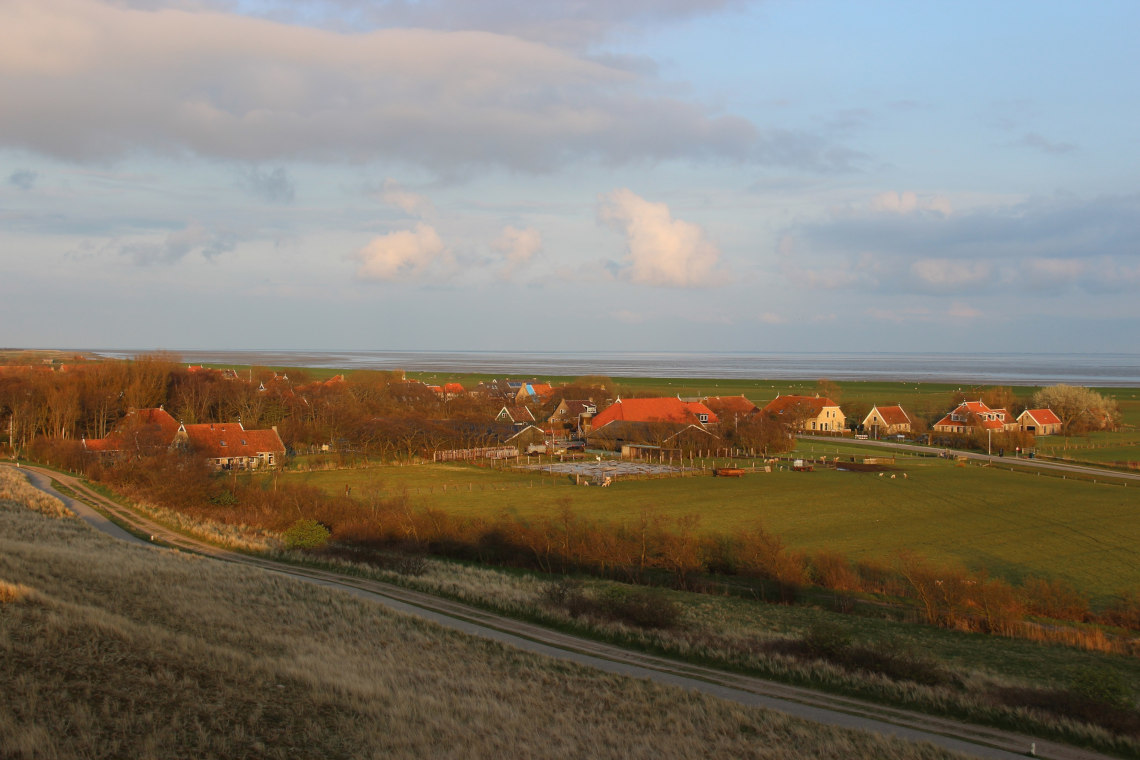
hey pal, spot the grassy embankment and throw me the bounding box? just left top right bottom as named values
left=285, top=450, right=1139, bottom=604
left=0, top=468, right=964, bottom=760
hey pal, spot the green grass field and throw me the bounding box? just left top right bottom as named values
left=283, top=451, right=1140, bottom=603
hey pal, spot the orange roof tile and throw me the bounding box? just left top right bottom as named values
left=179, top=422, right=285, bottom=459
left=592, top=397, right=717, bottom=428
left=871, top=405, right=911, bottom=426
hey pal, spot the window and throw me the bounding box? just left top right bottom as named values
left=220, top=440, right=227, bottom=447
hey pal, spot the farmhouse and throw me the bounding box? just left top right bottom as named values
left=586, top=420, right=716, bottom=454
left=591, top=397, right=718, bottom=429
left=761, top=395, right=845, bottom=432
left=173, top=422, right=286, bottom=470
left=932, top=401, right=1018, bottom=435
left=861, top=405, right=912, bottom=436
left=1017, top=408, right=1062, bottom=436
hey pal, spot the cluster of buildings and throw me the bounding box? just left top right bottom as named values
left=67, top=366, right=1070, bottom=467
left=82, top=407, right=285, bottom=470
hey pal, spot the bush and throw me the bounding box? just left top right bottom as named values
left=284, top=519, right=330, bottom=550
left=543, top=581, right=682, bottom=630
left=1069, top=666, right=1135, bottom=710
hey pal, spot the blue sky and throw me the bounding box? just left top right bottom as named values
left=2, top=0, right=1138, bottom=354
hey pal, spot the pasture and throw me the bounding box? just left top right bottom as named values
left=283, top=451, right=1140, bottom=603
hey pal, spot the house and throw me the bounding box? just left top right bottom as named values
left=442, top=382, right=466, bottom=399
left=173, top=421, right=285, bottom=470
left=586, top=420, right=716, bottom=454
left=761, top=395, right=846, bottom=432
left=82, top=407, right=182, bottom=459
left=932, top=401, right=1018, bottom=435
left=1017, top=408, right=1062, bottom=436
left=515, top=382, right=555, bottom=405
left=861, top=405, right=912, bottom=436
left=591, top=397, right=718, bottom=429
left=495, top=405, right=536, bottom=426
left=547, top=399, right=597, bottom=436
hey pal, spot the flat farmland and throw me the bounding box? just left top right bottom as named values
left=284, top=455, right=1140, bottom=602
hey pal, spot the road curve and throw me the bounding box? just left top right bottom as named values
left=4, top=463, right=1118, bottom=760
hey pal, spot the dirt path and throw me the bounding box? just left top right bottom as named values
left=5, top=463, right=1119, bottom=760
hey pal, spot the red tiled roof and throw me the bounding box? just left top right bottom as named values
left=443, top=382, right=466, bottom=394
left=591, top=397, right=717, bottom=428
left=872, top=405, right=911, bottom=426
left=703, top=395, right=758, bottom=416
left=762, top=395, right=840, bottom=417
left=179, top=422, right=285, bottom=459
left=934, top=401, right=1009, bottom=431
left=1020, top=408, right=1062, bottom=426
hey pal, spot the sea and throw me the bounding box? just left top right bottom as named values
left=90, top=350, right=1140, bottom=387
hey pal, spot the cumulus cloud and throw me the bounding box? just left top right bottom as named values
left=119, top=221, right=235, bottom=264
left=242, top=167, right=295, bottom=203
left=0, top=0, right=789, bottom=173
left=7, top=169, right=37, bottom=190
left=354, top=223, right=448, bottom=281
left=380, top=179, right=435, bottom=218
left=598, top=188, right=722, bottom=287
left=493, top=225, right=542, bottom=278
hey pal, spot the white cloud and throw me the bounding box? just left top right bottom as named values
left=380, top=179, right=435, bottom=218
left=493, top=225, right=542, bottom=278
left=598, top=188, right=722, bottom=287
left=869, top=190, right=951, bottom=216
left=910, top=258, right=991, bottom=288
left=758, top=312, right=786, bottom=325
left=0, top=0, right=763, bottom=172
left=354, top=223, right=447, bottom=281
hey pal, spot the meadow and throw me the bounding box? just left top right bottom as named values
left=283, top=450, right=1140, bottom=603
left=0, top=469, right=965, bottom=760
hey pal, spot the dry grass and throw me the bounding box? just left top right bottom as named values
left=0, top=490, right=964, bottom=759
left=0, top=469, right=72, bottom=519
left=300, top=551, right=1140, bottom=757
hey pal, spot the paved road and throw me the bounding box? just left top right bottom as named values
left=799, top=436, right=1140, bottom=482
left=4, top=463, right=1117, bottom=760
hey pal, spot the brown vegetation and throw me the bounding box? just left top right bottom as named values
left=1, top=478, right=967, bottom=760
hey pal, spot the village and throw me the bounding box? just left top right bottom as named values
left=1, top=355, right=1107, bottom=475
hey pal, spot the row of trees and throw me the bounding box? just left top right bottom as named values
left=0, top=356, right=624, bottom=459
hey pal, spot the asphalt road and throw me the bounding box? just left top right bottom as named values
left=4, top=463, right=1119, bottom=760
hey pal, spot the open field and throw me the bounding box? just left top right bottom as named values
left=284, top=453, right=1140, bottom=603
left=0, top=474, right=969, bottom=760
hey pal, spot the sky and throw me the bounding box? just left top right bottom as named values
left=2, top=0, right=1138, bottom=355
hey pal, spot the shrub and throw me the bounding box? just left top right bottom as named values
left=284, top=519, right=330, bottom=550
left=1069, top=666, right=1136, bottom=710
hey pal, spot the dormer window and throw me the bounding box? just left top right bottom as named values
left=699, top=414, right=709, bottom=423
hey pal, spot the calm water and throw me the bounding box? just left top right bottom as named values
left=93, top=349, right=1140, bottom=387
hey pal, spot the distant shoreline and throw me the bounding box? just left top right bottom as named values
left=77, top=348, right=1140, bottom=387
